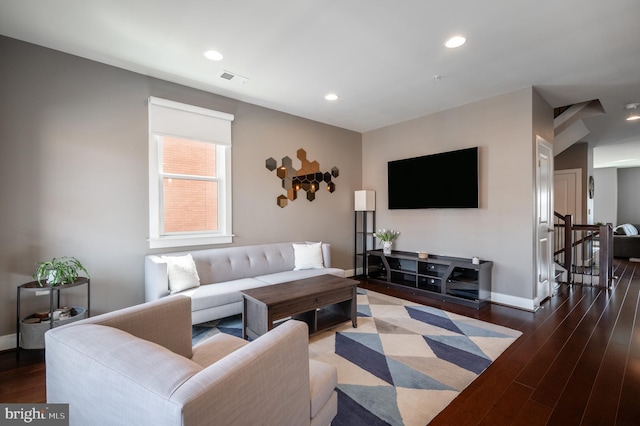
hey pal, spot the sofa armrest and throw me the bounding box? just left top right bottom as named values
left=145, top=254, right=170, bottom=302
left=50, top=296, right=194, bottom=358
left=171, top=320, right=311, bottom=426
left=46, top=324, right=201, bottom=425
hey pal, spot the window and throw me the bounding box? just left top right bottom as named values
left=148, top=97, right=234, bottom=248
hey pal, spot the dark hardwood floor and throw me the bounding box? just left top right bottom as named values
left=0, top=346, right=45, bottom=403
left=1, top=259, right=639, bottom=424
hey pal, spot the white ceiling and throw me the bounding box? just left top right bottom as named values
left=593, top=142, right=640, bottom=168
left=1, top=0, right=639, bottom=164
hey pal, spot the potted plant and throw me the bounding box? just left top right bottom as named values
left=33, top=256, right=90, bottom=287
left=374, top=229, right=400, bottom=254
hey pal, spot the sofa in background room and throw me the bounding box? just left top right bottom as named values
left=613, top=224, right=640, bottom=258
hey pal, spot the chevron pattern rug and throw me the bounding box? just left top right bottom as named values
left=193, top=289, right=521, bottom=425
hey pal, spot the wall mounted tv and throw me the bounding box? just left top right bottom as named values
left=388, top=147, right=479, bottom=209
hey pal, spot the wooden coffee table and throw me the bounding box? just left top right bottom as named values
left=241, top=274, right=358, bottom=340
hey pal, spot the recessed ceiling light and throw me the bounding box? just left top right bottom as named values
left=325, top=93, right=339, bottom=101
left=444, top=36, right=466, bottom=48
left=204, top=50, right=224, bottom=61
left=625, top=102, right=640, bottom=121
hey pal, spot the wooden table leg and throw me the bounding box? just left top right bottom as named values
left=242, top=296, right=248, bottom=339
left=351, top=285, right=358, bottom=328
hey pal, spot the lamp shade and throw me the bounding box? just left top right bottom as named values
left=355, top=190, right=375, bottom=211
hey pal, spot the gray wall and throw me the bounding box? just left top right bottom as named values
left=0, top=34, right=556, bottom=341
left=362, top=87, right=553, bottom=309
left=0, top=36, right=362, bottom=339
left=617, top=167, right=640, bottom=224
left=593, top=168, right=618, bottom=225
left=555, top=142, right=589, bottom=222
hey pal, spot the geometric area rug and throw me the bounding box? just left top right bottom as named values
left=193, top=288, right=522, bottom=426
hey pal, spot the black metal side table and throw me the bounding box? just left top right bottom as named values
left=16, top=277, right=90, bottom=354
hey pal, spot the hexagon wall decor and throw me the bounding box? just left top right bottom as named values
left=265, top=149, right=339, bottom=208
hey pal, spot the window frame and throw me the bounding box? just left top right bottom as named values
left=148, top=97, right=234, bottom=249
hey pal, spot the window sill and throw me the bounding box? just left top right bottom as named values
left=148, top=234, right=233, bottom=249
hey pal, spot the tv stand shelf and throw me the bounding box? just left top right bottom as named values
left=366, top=250, right=492, bottom=308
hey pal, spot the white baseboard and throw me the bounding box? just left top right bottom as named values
left=490, top=292, right=537, bottom=312
left=344, top=268, right=356, bottom=278
left=0, top=333, right=17, bottom=351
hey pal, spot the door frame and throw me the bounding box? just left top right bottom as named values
left=534, top=136, right=554, bottom=309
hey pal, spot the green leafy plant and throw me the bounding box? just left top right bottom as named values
left=33, top=256, right=90, bottom=287
left=374, top=229, right=400, bottom=243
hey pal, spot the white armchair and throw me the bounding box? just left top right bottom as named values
left=45, top=296, right=337, bottom=426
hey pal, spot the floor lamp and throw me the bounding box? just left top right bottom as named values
left=354, top=190, right=375, bottom=278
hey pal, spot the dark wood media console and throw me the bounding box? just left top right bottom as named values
left=366, top=250, right=492, bottom=308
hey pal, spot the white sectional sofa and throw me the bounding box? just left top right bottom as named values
left=144, top=242, right=345, bottom=324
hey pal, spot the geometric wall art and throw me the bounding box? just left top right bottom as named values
left=265, top=148, right=339, bottom=208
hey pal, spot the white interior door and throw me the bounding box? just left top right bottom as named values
left=554, top=169, right=582, bottom=224
left=536, top=137, right=554, bottom=307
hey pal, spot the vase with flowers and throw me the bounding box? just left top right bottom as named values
left=374, top=229, right=400, bottom=255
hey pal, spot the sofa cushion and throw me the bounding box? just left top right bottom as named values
left=309, top=359, right=338, bottom=419
left=255, top=268, right=345, bottom=285
left=162, top=253, right=201, bottom=293
left=191, top=332, right=249, bottom=368
left=293, top=242, right=324, bottom=270
left=190, top=243, right=297, bottom=284
left=311, top=392, right=338, bottom=426
left=179, top=278, right=273, bottom=312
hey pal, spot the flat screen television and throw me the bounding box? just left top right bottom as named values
left=388, top=147, right=479, bottom=209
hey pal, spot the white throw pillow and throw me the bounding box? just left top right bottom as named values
left=162, top=254, right=201, bottom=293
left=293, top=242, right=324, bottom=270
left=623, top=224, right=639, bottom=236
left=616, top=224, right=639, bottom=236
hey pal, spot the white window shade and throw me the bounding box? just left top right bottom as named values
left=148, top=96, right=234, bottom=145
left=148, top=97, right=234, bottom=249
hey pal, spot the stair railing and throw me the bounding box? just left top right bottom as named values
left=553, top=213, right=613, bottom=288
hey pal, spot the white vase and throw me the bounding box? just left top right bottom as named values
left=47, top=270, right=60, bottom=285
left=383, top=241, right=392, bottom=255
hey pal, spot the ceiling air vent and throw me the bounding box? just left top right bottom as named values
left=219, top=70, right=248, bottom=85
